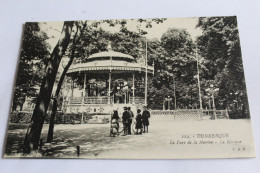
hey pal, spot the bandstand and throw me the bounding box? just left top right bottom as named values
left=63, top=49, right=154, bottom=115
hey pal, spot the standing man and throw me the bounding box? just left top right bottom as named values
left=142, top=106, right=151, bottom=133
left=122, top=107, right=129, bottom=136
left=128, top=107, right=134, bottom=135
left=135, top=109, right=143, bottom=135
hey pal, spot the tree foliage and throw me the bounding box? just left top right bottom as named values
left=12, top=23, right=50, bottom=111
left=148, top=28, right=198, bottom=109
left=197, top=16, right=249, bottom=118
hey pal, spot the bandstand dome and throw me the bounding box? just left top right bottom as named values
left=67, top=50, right=154, bottom=74
left=88, top=50, right=135, bottom=61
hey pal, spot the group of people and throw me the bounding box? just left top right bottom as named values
left=111, top=106, right=151, bottom=136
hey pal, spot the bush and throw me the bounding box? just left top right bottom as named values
left=229, top=110, right=245, bottom=119
left=10, top=111, right=32, bottom=123
left=9, top=111, right=109, bottom=124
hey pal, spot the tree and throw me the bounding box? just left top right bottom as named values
left=12, top=23, right=49, bottom=111
left=161, top=28, right=196, bottom=81
left=196, top=16, right=250, bottom=118
left=23, top=21, right=74, bottom=153
left=147, top=28, right=198, bottom=109
left=46, top=21, right=87, bottom=143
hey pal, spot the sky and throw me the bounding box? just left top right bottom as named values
left=39, top=17, right=202, bottom=52
left=101, top=17, right=202, bottom=41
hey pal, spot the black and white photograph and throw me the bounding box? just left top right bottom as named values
left=3, top=16, right=255, bottom=159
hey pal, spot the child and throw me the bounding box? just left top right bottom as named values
left=111, top=109, right=120, bottom=134
left=135, top=109, right=143, bottom=135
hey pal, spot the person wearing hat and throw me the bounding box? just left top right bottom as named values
left=122, top=106, right=129, bottom=136
left=127, top=107, right=134, bottom=135
left=142, top=106, right=151, bottom=133
left=135, top=109, right=143, bottom=135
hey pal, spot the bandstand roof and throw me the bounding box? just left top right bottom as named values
left=67, top=60, right=154, bottom=74
left=88, top=51, right=134, bottom=61
left=67, top=50, right=154, bottom=75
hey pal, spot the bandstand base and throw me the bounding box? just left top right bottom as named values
left=65, top=103, right=144, bottom=116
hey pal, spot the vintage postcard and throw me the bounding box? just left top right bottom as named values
left=4, top=16, right=255, bottom=159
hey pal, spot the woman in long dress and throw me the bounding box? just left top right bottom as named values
left=111, top=110, right=120, bottom=133
left=135, top=109, right=142, bottom=134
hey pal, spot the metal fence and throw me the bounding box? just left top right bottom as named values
left=150, top=109, right=229, bottom=120
left=150, top=109, right=202, bottom=120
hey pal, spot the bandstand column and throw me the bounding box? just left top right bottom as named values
left=81, top=73, right=87, bottom=124
left=71, top=77, right=74, bottom=97
left=108, top=72, right=111, bottom=104
left=132, top=73, right=135, bottom=103
left=83, top=73, right=86, bottom=97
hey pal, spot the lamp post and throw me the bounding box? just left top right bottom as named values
left=191, top=41, right=203, bottom=111
left=189, top=42, right=204, bottom=119
left=205, top=84, right=219, bottom=120
left=195, top=44, right=203, bottom=111
left=205, top=95, right=212, bottom=109
left=165, top=96, right=172, bottom=110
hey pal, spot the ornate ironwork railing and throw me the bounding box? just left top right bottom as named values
left=69, top=96, right=145, bottom=105
left=84, top=96, right=111, bottom=104
left=129, top=96, right=145, bottom=104
left=69, top=97, right=83, bottom=104
left=69, top=96, right=113, bottom=104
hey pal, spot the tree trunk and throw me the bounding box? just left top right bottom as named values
left=46, top=54, right=75, bottom=143
left=46, top=22, right=86, bottom=143
left=12, top=100, right=18, bottom=111
left=46, top=98, right=57, bottom=143
left=23, top=21, right=74, bottom=154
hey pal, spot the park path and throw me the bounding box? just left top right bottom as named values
left=80, top=119, right=255, bottom=159
left=4, top=119, right=255, bottom=159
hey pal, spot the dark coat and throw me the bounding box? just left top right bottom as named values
left=122, top=110, right=130, bottom=123
left=135, top=113, right=143, bottom=129
left=142, top=110, right=150, bottom=126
